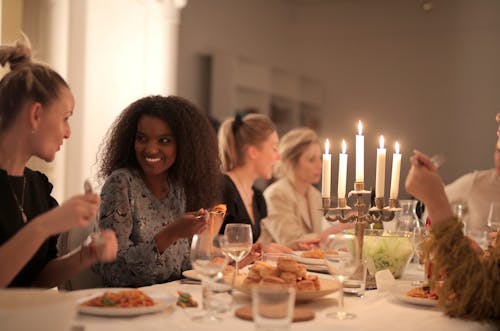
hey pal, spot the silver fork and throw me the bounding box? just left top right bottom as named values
left=84, top=179, right=104, bottom=245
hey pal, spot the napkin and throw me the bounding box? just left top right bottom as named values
left=375, top=269, right=396, bottom=292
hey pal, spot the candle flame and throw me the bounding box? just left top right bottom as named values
left=341, top=139, right=346, bottom=154
left=358, top=121, right=363, bottom=135
left=325, top=139, right=330, bottom=154
left=395, top=141, right=400, bottom=154
left=379, top=135, right=384, bottom=149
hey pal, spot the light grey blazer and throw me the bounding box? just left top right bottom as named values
left=259, top=178, right=324, bottom=248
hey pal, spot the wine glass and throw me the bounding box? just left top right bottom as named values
left=324, top=233, right=360, bottom=320
left=487, top=202, right=500, bottom=232
left=222, top=223, right=253, bottom=285
left=412, top=226, right=430, bottom=283
left=190, top=234, right=229, bottom=322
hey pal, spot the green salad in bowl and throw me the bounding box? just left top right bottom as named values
left=362, top=229, right=414, bottom=279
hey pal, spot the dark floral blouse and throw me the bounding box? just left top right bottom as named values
left=94, top=168, right=190, bottom=287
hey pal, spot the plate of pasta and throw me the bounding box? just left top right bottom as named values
left=392, top=284, right=438, bottom=307
left=77, top=288, right=176, bottom=316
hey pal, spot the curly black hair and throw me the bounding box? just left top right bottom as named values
left=97, top=95, right=222, bottom=211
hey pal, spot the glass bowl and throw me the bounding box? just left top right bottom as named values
left=362, top=229, right=414, bottom=279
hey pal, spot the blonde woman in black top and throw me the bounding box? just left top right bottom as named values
left=0, top=38, right=117, bottom=288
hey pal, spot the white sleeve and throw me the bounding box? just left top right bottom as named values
left=444, top=171, right=476, bottom=205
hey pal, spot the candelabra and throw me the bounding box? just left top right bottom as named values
left=322, top=181, right=401, bottom=287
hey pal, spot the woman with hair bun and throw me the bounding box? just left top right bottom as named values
left=218, top=112, right=280, bottom=241
left=0, top=37, right=117, bottom=288
left=259, top=128, right=348, bottom=250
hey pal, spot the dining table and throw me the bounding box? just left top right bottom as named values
left=67, top=263, right=496, bottom=331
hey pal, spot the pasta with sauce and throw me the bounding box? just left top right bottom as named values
left=81, top=289, right=155, bottom=308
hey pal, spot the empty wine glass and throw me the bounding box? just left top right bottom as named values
left=487, top=202, right=500, bottom=232
left=190, top=234, right=229, bottom=322
left=324, top=233, right=360, bottom=320
left=222, top=223, right=252, bottom=286
left=412, top=226, right=430, bottom=282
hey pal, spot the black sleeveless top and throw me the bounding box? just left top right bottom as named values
left=219, top=175, right=266, bottom=242
left=0, top=168, right=59, bottom=287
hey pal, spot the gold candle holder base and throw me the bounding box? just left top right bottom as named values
left=354, top=182, right=364, bottom=192
left=389, top=198, right=398, bottom=209
left=322, top=197, right=331, bottom=209
left=375, top=197, right=385, bottom=210
left=338, top=198, right=347, bottom=208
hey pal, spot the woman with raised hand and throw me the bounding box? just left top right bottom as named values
left=0, top=38, right=117, bottom=288
left=95, top=95, right=223, bottom=287
left=405, top=118, right=500, bottom=321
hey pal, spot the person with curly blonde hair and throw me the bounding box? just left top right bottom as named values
left=0, top=37, right=117, bottom=288
left=95, top=95, right=223, bottom=287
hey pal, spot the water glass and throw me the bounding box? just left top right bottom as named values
left=202, top=274, right=232, bottom=314
left=252, top=286, right=295, bottom=331
left=190, top=234, right=229, bottom=322
left=324, top=233, right=359, bottom=320
left=343, top=260, right=367, bottom=297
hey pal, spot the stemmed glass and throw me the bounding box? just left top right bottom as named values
left=190, top=234, right=229, bottom=322
left=487, top=202, right=500, bottom=232
left=222, top=223, right=253, bottom=286
left=324, top=233, right=360, bottom=320
left=412, top=227, right=430, bottom=282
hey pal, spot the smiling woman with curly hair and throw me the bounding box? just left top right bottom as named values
left=94, top=95, right=223, bottom=287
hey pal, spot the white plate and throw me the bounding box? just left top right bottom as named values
left=182, top=269, right=201, bottom=281
left=77, top=288, right=176, bottom=317
left=303, top=264, right=328, bottom=273
left=392, top=284, right=438, bottom=307
left=231, top=275, right=341, bottom=302
left=292, top=251, right=326, bottom=265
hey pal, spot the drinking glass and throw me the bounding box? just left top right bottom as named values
left=190, top=234, right=229, bottom=322
left=222, top=223, right=253, bottom=285
left=487, top=202, right=500, bottom=232
left=396, top=200, right=421, bottom=233
left=324, top=233, right=359, bottom=320
left=412, top=226, right=429, bottom=265
left=252, top=286, right=296, bottom=331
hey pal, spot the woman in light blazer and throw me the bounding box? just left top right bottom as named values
left=260, top=128, right=347, bottom=250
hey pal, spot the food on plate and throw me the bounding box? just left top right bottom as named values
left=176, top=291, right=198, bottom=308
left=406, top=285, right=439, bottom=300
left=243, top=258, right=320, bottom=291
left=80, top=289, right=155, bottom=308
left=301, top=249, right=339, bottom=259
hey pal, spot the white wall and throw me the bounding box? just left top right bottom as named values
left=23, top=0, right=184, bottom=200
left=177, top=0, right=500, bottom=199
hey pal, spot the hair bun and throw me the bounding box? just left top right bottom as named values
left=0, top=38, right=33, bottom=71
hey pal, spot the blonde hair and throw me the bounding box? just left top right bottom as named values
left=0, top=35, right=69, bottom=131
left=274, top=127, right=320, bottom=178
left=218, top=113, right=276, bottom=172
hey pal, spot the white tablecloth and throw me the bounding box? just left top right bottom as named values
left=71, top=264, right=496, bottom=331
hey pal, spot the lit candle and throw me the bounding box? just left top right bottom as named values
left=375, top=135, right=386, bottom=198
left=338, top=140, right=348, bottom=199
left=389, top=142, right=402, bottom=199
left=355, top=121, right=364, bottom=183
left=322, top=139, right=332, bottom=198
